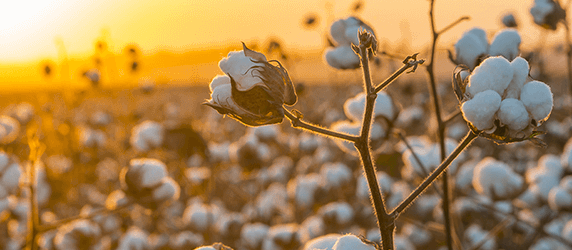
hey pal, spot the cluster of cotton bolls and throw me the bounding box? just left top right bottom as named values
left=324, top=16, right=375, bottom=70
left=459, top=56, right=553, bottom=138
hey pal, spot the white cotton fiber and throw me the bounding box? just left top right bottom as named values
left=461, top=90, right=502, bottom=130
left=504, top=57, right=530, bottom=99
left=548, top=186, right=572, bottom=211
left=489, top=29, right=521, bottom=61
left=343, top=92, right=394, bottom=122
left=530, top=0, right=555, bottom=25
left=520, top=80, right=553, bottom=124
left=473, top=157, right=524, bottom=199
left=497, top=98, right=530, bottom=131
left=330, top=19, right=350, bottom=46
left=467, top=56, right=513, bottom=97
left=209, top=75, right=230, bottom=93
left=332, top=234, right=376, bottom=250
left=455, top=28, right=488, bottom=69
left=219, top=50, right=266, bottom=91
left=325, top=46, right=360, bottom=70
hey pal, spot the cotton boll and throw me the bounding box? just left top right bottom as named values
left=130, top=120, right=165, bottom=152
left=497, top=98, right=530, bottom=131
left=473, top=157, right=524, bottom=199
left=125, top=158, right=167, bottom=190
left=530, top=0, right=555, bottom=25
left=467, top=56, right=513, bottom=97
left=401, top=223, right=431, bottom=247
left=331, top=120, right=360, bottom=155
left=152, top=177, right=180, bottom=203
left=0, top=116, right=19, bottom=145
left=219, top=50, right=266, bottom=91
left=502, top=13, right=518, bottom=27
left=319, top=202, right=354, bottom=226
left=241, top=223, right=269, bottom=249
left=302, top=234, right=341, bottom=250
left=287, top=173, right=324, bottom=210
left=330, top=19, right=351, bottom=46
left=562, top=220, right=572, bottom=241
left=520, top=80, right=553, bottom=124
left=262, top=224, right=300, bottom=250
left=548, top=186, right=572, bottom=211
left=461, top=90, right=502, bottom=130
left=489, top=29, right=521, bottom=61
left=504, top=57, right=529, bottom=99
left=343, top=92, right=395, bottom=122
left=299, top=215, right=325, bottom=243
left=325, top=46, right=360, bottom=70
left=209, top=75, right=230, bottom=93
left=1, top=163, right=22, bottom=194
left=562, top=137, right=572, bottom=170
left=117, top=227, right=149, bottom=250
left=455, top=28, right=489, bottom=69
left=320, top=162, right=352, bottom=190
left=332, top=234, right=376, bottom=250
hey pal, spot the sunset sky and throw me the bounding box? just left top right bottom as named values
left=0, top=0, right=568, bottom=89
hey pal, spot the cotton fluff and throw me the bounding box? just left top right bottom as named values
left=241, top=223, right=269, bottom=249
left=548, top=186, right=572, bottom=211
left=504, top=57, right=530, bottom=99
left=302, top=234, right=341, bottom=250
left=0, top=116, right=19, bottom=144
left=287, top=173, right=324, bottom=209
left=117, top=227, right=149, bottom=250
left=526, top=154, right=563, bottom=201
left=318, top=202, right=354, bottom=226
left=320, top=162, right=352, bottom=190
left=343, top=92, right=394, bottom=122
left=489, top=29, right=521, bottom=61
left=461, top=90, right=502, bottom=130
left=332, top=234, right=376, bottom=250
left=473, top=157, right=524, bottom=199
left=325, top=17, right=374, bottom=70
left=298, top=216, right=325, bottom=243
left=218, top=50, right=266, bottom=91
left=497, top=98, right=530, bottom=131
left=530, top=0, right=555, bottom=25
left=455, top=28, right=489, bottom=69
left=130, top=120, right=164, bottom=152
left=467, top=56, right=513, bottom=97
left=325, top=46, right=361, bottom=70
left=520, top=80, right=553, bottom=124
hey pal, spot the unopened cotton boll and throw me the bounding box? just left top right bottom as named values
left=520, top=80, right=553, bottom=124
left=455, top=28, right=489, bottom=69
left=467, top=56, right=513, bottom=97
left=489, top=29, right=521, bottom=61
left=461, top=90, right=502, bottom=130
left=325, top=46, right=360, bottom=70
left=504, top=57, right=530, bottom=99
left=497, top=98, right=530, bottom=131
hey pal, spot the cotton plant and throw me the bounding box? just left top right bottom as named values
left=453, top=27, right=521, bottom=70
left=453, top=55, right=553, bottom=144
left=324, top=17, right=375, bottom=70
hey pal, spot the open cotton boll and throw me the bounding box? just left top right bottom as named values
left=489, top=29, right=521, bottom=61
left=117, top=227, right=149, bottom=250
left=520, top=80, right=553, bottom=124
left=526, top=154, right=563, bottom=201
left=330, top=19, right=350, bottom=46
left=209, top=75, right=230, bottom=93
left=1, top=163, right=21, bottom=194
left=302, top=234, right=341, bottom=250
left=287, top=173, right=324, bottom=210
left=343, top=92, right=395, bottom=122
left=548, top=186, right=572, bottom=210
left=455, top=28, right=488, bottom=69
left=467, top=56, right=513, bottom=97
left=530, top=0, right=555, bottom=25
left=473, top=157, right=524, bottom=199
left=152, top=177, right=180, bottom=202
left=504, top=57, right=529, bottom=99
left=562, top=220, right=572, bottom=241
left=319, top=202, right=354, bottom=226
left=299, top=216, right=325, bottom=243
left=241, top=223, right=269, bottom=249
left=325, top=46, right=360, bottom=70
left=218, top=50, right=266, bottom=91
left=320, top=162, right=352, bottom=190
left=461, top=90, right=502, bottom=130
left=497, top=98, right=530, bottom=131
left=127, top=158, right=167, bottom=189
left=332, top=234, right=376, bottom=250
left=262, top=224, right=300, bottom=250
left=130, top=120, right=164, bottom=152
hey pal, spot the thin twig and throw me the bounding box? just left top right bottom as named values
left=374, top=54, right=425, bottom=93
left=283, top=108, right=359, bottom=142
left=425, top=1, right=469, bottom=249
left=391, top=130, right=478, bottom=217
left=443, top=110, right=462, bottom=125
left=26, top=128, right=45, bottom=250
left=563, top=21, right=572, bottom=99
left=396, top=131, right=443, bottom=196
